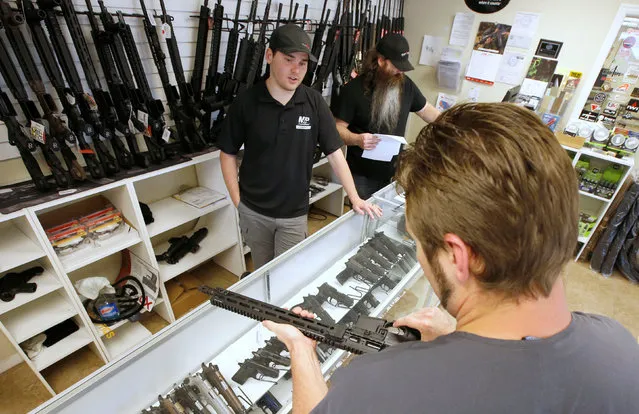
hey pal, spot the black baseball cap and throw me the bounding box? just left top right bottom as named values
left=269, top=23, right=317, bottom=62
left=376, top=33, right=414, bottom=72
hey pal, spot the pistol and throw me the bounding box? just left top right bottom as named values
left=316, top=282, right=354, bottom=307
left=231, top=359, right=280, bottom=385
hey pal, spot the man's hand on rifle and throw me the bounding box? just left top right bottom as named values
left=263, top=307, right=317, bottom=351
left=393, top=307, right=456, bottom=342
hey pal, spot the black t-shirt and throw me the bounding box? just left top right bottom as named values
left=332, top=75, right=426, bottom=181
left=218, top=82, right=343, bottom=218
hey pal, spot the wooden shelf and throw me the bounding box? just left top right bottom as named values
left=103, top=322, right=152, bottom=360
left=579, top=190, right=611, bottom=203
left=58, top=225, right=141, bottom=273
left=0, top=269, right=63, bottom=316
left=310, top=182, right=343, bottom=205
left=95, top=298, right=165, bottom=337
left=1, top=291, right=77, bottom=343
left=145, top=195, right=230, bottom=237
left=0, top=223, right=45, bottom=273
left=31, top=327, right=94, bottom=371
left=155, top=232, right=238, bottom=282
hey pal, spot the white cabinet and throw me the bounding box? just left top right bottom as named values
left=0, top=149, right=245, bottom=396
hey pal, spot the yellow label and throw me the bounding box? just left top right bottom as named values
left=569, top=71, right=583, bottom=79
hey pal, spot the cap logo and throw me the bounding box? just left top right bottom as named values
left=401, top=51, right=410, bottom=58
left=302, top=42, right=310, bottom=50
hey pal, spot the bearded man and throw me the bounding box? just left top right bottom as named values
left=332, top=33, right=440, bottom=199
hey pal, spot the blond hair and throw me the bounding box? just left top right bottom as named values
left=396, top=103, right=579, bottom=298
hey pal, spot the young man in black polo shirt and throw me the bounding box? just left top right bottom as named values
left=218, top=24, right=382, bottom=269
left=333, top=33, right=441, bottom=199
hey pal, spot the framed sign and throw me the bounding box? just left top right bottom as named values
left=464, top=0, right=510, bottom=14
left=535, top=39, right=563, bottom=59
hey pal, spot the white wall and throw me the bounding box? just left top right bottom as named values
left=402, top=0, right=639, bottom=143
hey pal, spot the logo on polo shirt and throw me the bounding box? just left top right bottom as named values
left=296, top=116, right=311, bottom=130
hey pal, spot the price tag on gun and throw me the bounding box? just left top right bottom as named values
left=198, top=287, right=422, bottom=354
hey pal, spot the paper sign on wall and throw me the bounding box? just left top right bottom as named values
left=419, top=35, right=444, bottom=66
left=506, top=12, right=540, bottom=49
left=435, top=93, right=458, bottom=112
left=496, top=52, right=526, bottom=85
left=450, top=12, right=475, bottom=47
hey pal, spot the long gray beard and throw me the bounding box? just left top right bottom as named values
left=371, top=83, right=402, bottom=133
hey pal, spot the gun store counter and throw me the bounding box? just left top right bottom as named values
left=32, top=183, right=436, bottom=414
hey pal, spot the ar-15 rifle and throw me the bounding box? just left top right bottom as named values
left=201, top=286, right=420, bottom=354
left=97, top=0, right=168, bottom=168
left=0, top=27, right=71, bottom=188
left=0, top=87, right=49, bottom=191
left=36, top=0, right=118, bottom=176
left=158, top=0, right=207, bottom=146
left=115, top=10, right=173, bottom=162
left=241, top=0, right=271, bottom=92
left=191, top=0, right=211, bottom=102
left=0, top=266, right=43, bottom=301
left=312, top=2, right=341, bottom=92
left=0, top=1, right=84, bottom=185
left=84, top=0, right=143, bottom=170
left=232, top=357, right=280, bottom=384
left=140, top=0, right=207, bottom=153
left=201, top=0, right=224, bottom=142
left=216, top=0, right=242, bottom=107
left=156, top=228, right=208, bottom=264
left=56, top=0, right=133, bottom=175
left=234, top=0, right=258, bottom=92
left=21, top=0, right=105, bottom=180
left=201, top=363, right=247, bottom=414
left=302, top=0, right=328, bottom=86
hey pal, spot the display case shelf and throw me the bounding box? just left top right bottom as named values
left=310, top=182, right=343, bottom=205
left=155, top=234, right=238, bottom=282
left=95, top=298, right=165, bottom=337
left=145, top=196, right=230, bottom=238
left=59, top=225, right=142, bottom=273
left=0, top=222, right=46, bottom=273
left=32, top=327, right=94, bottom=371
left=1, top=291, right=77, bottom=343
left=579, top=190, right=612, bottom=203
left=0, top=268, right=62, bottom=316
left=103, top=322, right=152, bottom=360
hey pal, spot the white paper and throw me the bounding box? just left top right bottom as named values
left=435, top=93, right=458, bottom=112
left=506, top=12, right=540, bottom=49
left=437, top=60, right=462, bottom=90
left=450, top=12, right=475, bottom=47
left=362, top=134, right=407, bottom=162
left=419, top=35, right=444, bottom=66
left=468, top=87, right=480, bottom=102
left=441, top=46, right=463, bottom=62
left=465, top=50, right=502, bottom=84
left=520, top=78, right=548, bottom=98
left=496, top=52, right=527, bottom=85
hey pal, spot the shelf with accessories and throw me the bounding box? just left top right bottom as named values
left=557, top=132, right=635, bottom=260
left=0, top=148, right=246, bottom=400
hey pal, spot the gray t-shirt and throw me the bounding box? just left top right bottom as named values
left=311, top=312, right=639, bottom=414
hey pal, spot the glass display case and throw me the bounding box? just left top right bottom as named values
left=32, top=183, right=437, bottom=414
